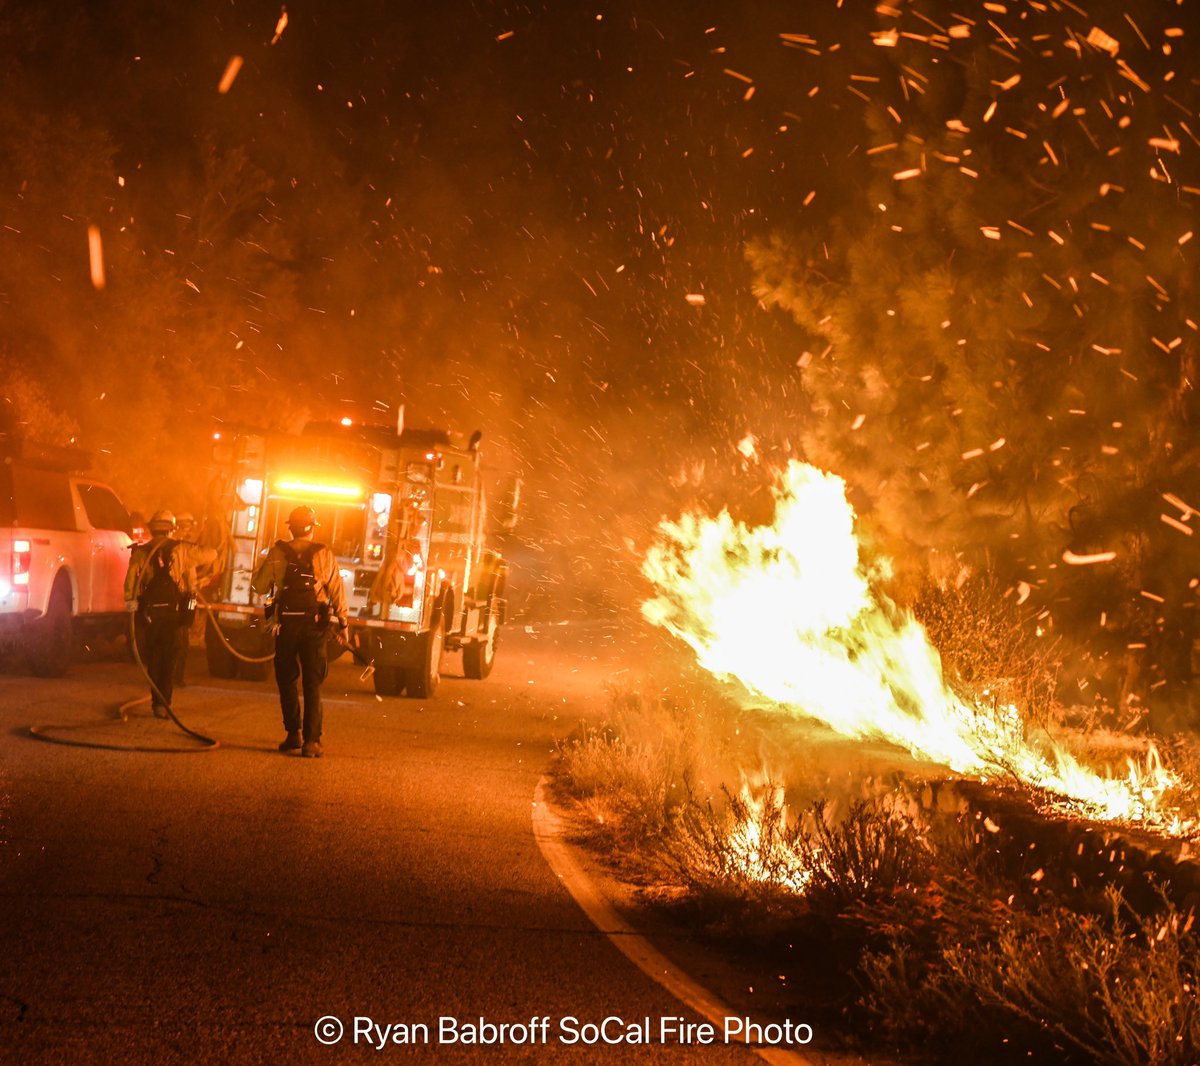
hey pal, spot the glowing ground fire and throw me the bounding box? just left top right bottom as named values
left=643, top=461, right=1194, bottom=838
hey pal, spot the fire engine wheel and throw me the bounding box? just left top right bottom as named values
left=237, top=659, right=271, bottom=682
left=204, top=618, right=238, bottom=679
left=405, top=620, right=444, bottom=699
left=372, top=664, right=406, bottom=698
left=29, top=577, right=74, bottom=678
left=463, top=623, right=498, bottom=680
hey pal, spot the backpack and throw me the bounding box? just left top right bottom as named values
left=140, top=540, right=181, bottom=613
left=275, top=541, right=327, bottom=624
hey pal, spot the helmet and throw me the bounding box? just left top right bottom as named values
left=147, top=509, right=176, bottom=532
left=175, top=511, right=195, bottom=526
left=287, top=505, right=318, bottom=532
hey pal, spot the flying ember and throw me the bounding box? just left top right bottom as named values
left=642, top=461, right=1194, bottom=837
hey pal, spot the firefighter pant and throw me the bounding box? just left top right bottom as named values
left=174, top=620, right=191, bottom=684
left=143, top=610, right=181, bottom=712
left=274, top=623, right=328, bottom=742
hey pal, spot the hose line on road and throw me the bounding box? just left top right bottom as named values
left=28, top=611, right=220, bottom=754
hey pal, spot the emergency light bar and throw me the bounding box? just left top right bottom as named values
left=274, top=479, right=366, bottom=500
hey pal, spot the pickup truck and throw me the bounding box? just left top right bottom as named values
left=0, top=444, right=134, bottom=675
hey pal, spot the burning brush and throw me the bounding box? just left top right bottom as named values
left=643, top=461, right=1196, bottom=839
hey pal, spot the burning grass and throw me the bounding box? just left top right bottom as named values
left=670, top=785, right=931, bottom=913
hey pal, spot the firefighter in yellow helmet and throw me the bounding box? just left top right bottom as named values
left=124, top=509, right=217, bottom=718
left=171, top=511, right=199, bottom=688
left=251, top=505, right=348, bottom=757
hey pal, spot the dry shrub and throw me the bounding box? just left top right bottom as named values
left=945, top=890, right=1200, bottom=1066
left=912, top=573, right=1061, bottom=726
left=554, top=687, right=717, bottom=846
left=860, top=880, right=1200, bottom=1065
left=795, top=798, right=932, bottom=914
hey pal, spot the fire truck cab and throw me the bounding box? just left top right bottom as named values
left=203, top=420, right=507, bottom=698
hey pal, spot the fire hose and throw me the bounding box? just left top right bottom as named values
left=197, top=591, right=374, bottom=678
left=28, top=596, right=373, bottom=753
left=28, top=609, right=219, bottom=753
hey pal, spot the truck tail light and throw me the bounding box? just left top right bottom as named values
left=13, top=539, right=31, bottom=586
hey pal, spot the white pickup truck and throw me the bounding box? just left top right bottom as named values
left=0, top=444, right=134, bottom=675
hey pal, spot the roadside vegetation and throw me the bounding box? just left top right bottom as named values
left=554, top=681, right=1200, bottom=1064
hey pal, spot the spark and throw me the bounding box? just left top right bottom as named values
left=218, top=56, right=244, bottom=94
left=1062, top=550, right=1117, bottom=565
left=1086, top=27, right=1120, bottom=57
left=1161, top=515, right=1193, bottom=537
left=270, top=7, right=288, bottom=46
left=87, top=225, right=105, bottom=290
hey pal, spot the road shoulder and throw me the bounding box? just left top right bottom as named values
left=533, top=775, right=896, bottom=1066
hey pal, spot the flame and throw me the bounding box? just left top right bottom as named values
left=725, top=776, right=814, bottom=894
left=643, top=461, right=1193, bottom=836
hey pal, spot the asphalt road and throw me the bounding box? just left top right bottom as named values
left=0, top=621, right=766, bottom=1065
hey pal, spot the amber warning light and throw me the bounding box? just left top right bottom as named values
left=274, top=479, right=366, bottom=501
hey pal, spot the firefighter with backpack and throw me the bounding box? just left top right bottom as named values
left=124, top=510, right=218, bottom=718
left=251, top=504, right=348, bottom=758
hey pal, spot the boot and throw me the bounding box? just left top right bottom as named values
left=301, top=740, right=324, bottom=758
left=278, top=730, right=302, bottom=753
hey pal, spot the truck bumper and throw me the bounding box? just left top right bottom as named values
left=0, top=608, right=41, bottom=649
left=353, top=626, right=423, bottom=668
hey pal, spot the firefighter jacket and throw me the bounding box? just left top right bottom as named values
left=251, top=537, right=348, bottom=619
left=124, top=536, right=219, bottom=605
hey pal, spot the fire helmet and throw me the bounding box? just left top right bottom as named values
left=147, top=509, right=177, bottom=532
left=287, top=505, right=318, bottom=532
left=175, top=511, right=195, bottom=526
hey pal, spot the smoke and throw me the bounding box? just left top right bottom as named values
left=1, top=0, right=844, bottom=615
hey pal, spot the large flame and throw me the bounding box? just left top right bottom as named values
left=643, top=461, right=1193, bottom=837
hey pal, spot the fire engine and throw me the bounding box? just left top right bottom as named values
left=201, top=418, right=507, bottom=698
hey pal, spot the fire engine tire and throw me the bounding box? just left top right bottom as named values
left=463, top=625, right=498, bottom=680
left=204, top=619, right=239, bottom=679
left=372, top=664, right=406, bottom=698
left=405, top=620, right=444, bottom=699
left=237, top=659, right=271, bottom=682
left=29, top=577, right=74, bottom=678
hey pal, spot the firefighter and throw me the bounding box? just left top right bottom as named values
left=124, top=510, right=218, bottom=718
left=171, top=511, right=198, bottom=688
left=251, top=504, right=347, bottom=758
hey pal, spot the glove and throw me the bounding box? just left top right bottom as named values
left=125, top=600, right=138, bottom=613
